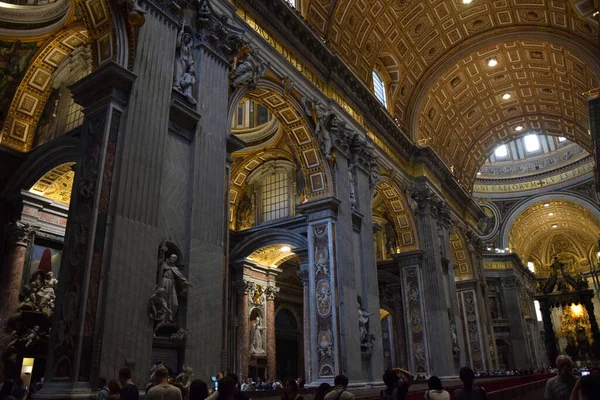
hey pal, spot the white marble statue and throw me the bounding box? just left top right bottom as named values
left=157, top=254, right=193, bottom=322
left=358, top=301, right=372, bottom=344
left=250, top=316, right=266, bottom=354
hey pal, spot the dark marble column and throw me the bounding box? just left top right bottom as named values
left=539, top=300, right=558, bottom=367
left=40, top=62, right=136, bottom=392
left=0, top=222, right=36, bottom=381
left=265, top=285, right=279, bottom=380
left=582, top=297, right=600, bottom=359
left=234, top=280, right=253, bottom=379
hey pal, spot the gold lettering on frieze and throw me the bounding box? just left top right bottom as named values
left=484, top=262, right=513, bottom=270
left=474, top=161, right=594, bottom=193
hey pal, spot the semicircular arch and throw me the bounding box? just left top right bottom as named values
left=373, top=176, right=419, bottom=251
left=230, top=228, right=308, bottom=263
left=229, top=79, right=332, bottom=199
left=1, top=135, right=80, bottom=199
left=499, top=192, right=600, bottom=248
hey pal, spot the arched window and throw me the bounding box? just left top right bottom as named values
left=372, top=70, right=387, bottom=107
left=246, top=160, right=296, bottom=225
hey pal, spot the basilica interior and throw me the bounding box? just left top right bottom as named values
left=0, top=0, right=600, bottom=398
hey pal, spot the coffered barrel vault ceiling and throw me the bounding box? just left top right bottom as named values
left=419, top=40, right=597, bottom=187
left=508, top=199, right=600, bottom=274
left=305, top=0, right=599, bottom=189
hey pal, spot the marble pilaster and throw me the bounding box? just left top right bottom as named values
left=394, top=251, right=429, bottom=376
left=296, top=250, right=311, bottom=383
left=501, top=277, right=531, bottom=368
left=297, top=198, right=340, bottom=385
left=411, top=188, right=456, bottom=376
left=456, top=280, right=486, bottom=372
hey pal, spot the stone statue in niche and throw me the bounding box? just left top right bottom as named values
left=358, top=296, right=375, bottom=354
left=157, top=247, right=193, bottom=323
left=180, top=64, right=197, bottom=105
left=249, top=316, right=266, bottom=355
left=149, top=287, right=172, bottom=331
left=348, top=169, right=357, bottom=211
left=450, top=320, right=460, bottom=359
left=230, top=48, right=267, bottom=89
left=173, top=23, right=195, bottom=105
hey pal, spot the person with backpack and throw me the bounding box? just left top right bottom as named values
left=97, top=378, right=110, bottom=400
left=452, top=367, right=487, bottom=400
left=424, top=376, right=449, bottom=400
left=324, top=375, right=354, bottom=400
left=381, top=369, right=414, bottom=400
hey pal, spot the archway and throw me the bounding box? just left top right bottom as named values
left=372, top=176, right=419, bottom=255
left=228, top=80, right=333, bottom=222
left=495, top=338, right=512, bottom=371
left=275, top=307, right=302, bottom=380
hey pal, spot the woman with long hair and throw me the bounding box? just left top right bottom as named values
left=313, top=383, right=332, bottom=400
left=189, top=380, right=209, bottom=400
left=424, top=376, right=449, bottom=400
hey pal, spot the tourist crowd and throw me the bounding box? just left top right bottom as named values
left=2, top=356, right=600, bottom=400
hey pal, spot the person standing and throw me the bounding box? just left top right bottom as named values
left=381, top=369, right=414, bottom=400
left=314, top=383, right=331, bottom=400
left=280, top=378, right=304, bottom=400
left=545, top=356, right=576, bottom=400
left=453, top=367, right=487, bottom=400
left=424, top=376, right=449, bottom=400
left=118, top=368, right=139, bottom=400
left=145, top=367, right=182, bottom=400
left=324, top=375, right=354, bottom=400
left=189, top=380, right=209, bottom=400
left=97, top=378, right=110, bottom=400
